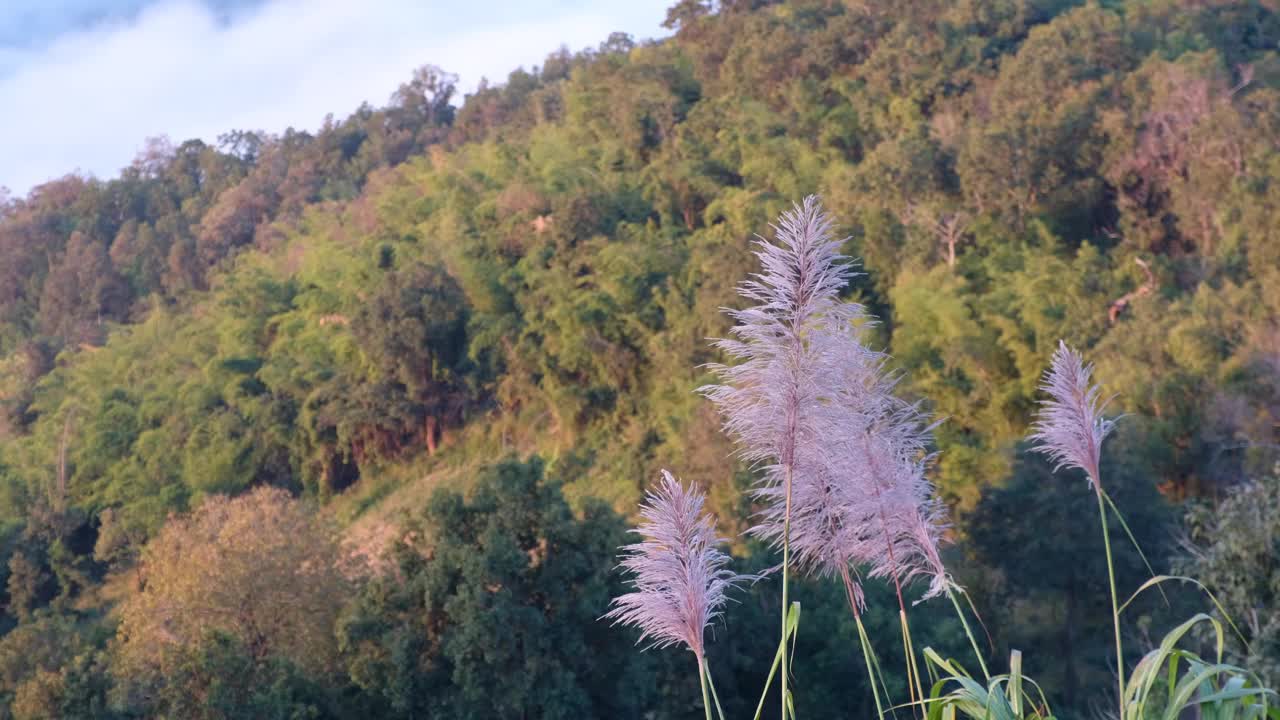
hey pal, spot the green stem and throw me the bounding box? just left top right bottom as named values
left=706, top=665, right=727, bottom=720
left=899, top=609, right=924, bottom=719
left=699, top=655, right=714, bottom=720
left=1096, top=488, right=1125, bottom=720
left=842, top=565, right=889, bottom=719
left=946, top=583, right=990, bottom=681
left=781, top=464, right=794, bottom=720
left=855, top=614, right=888, bottom=720
left=752, top=638, right=785, bottom=720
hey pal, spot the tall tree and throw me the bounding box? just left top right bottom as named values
left=351, top=260, right=469, bottom=455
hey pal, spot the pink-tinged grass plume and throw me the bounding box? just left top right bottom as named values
left=606, top=470, right=746, bottom=720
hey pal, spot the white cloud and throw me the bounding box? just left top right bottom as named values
left=0, top=0, right=670, bottom=195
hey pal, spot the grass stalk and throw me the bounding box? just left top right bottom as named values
left=781, top=463, right=794, bottom=720
left=752, top=637, right=785, bottom=720
left=699, top=655, right=714, bottom=720
left=706, top=664, right=727, bottom=720
left=900, top=609, right=925, bottom=718
left=945, top=583, right=990, bottom=681
left=855, top=613, right=890, bottom=720
left=842, top=565, right=889, bottom=720
left=1096, top=487, right=1125, bottom=720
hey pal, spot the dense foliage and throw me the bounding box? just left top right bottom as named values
left=0, top=0, right=1278, bottom=716
left=337, top=458, right=644, bottom=719
left=1180, top=471, right=1280, bottom=689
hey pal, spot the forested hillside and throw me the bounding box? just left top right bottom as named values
left=0, top=1, right=1278, bottom=717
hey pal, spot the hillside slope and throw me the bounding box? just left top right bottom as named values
left=0, top=1, right=1278, bottom=715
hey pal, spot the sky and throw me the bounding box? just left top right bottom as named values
left=0, top=0, right=672, bottom=196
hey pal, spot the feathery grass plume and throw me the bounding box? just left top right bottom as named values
left=830, top=347, right=958, bottom=701
left=845, top=431, right=947, bottom=598
left=1029, top=340, right=1118, bottom=491
left=700, top=196, right=863, bottom=545
left=605, top=470, right=746, bottom=660
left=899, top=493, right=950, bottom=602
left=827, top=348, right=950, bottom=605
left=700, top=195, right=953, bottom=598
left=874, top=400, right=950, bottom=603
left=700, top=195, right=859, bottom=717
left=772, top=333, right=881, bottom=585
left=701, top=196, right=961, bottom=712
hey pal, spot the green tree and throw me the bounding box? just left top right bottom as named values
left=0, top=612, right=88, bottom=713
left=337, top=457, right=651, bottom=719
left=350, top=261, right=469, bottom=456
left=122, top=631, right=337, bottom=720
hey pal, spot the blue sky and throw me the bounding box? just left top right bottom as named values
left=0, top=1, right=672, bottom=196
